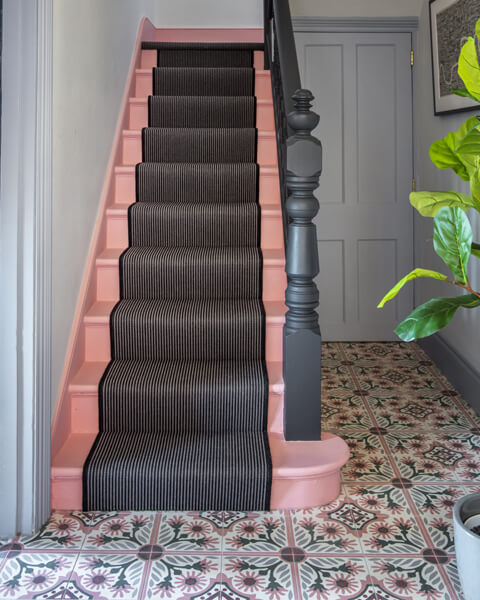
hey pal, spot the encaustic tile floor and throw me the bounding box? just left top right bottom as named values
left=1, top=343, right=479, bottom=600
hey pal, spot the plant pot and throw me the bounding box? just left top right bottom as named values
left=454, top=491, right=480, bottom=600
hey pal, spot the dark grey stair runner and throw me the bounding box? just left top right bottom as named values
left=83, top=43, right=271, bottom=511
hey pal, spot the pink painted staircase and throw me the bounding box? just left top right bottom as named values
left=51, top=19, right=349, bottom=511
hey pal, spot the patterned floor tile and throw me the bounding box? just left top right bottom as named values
left=0, top=552, right=77, bottom=599
left=155, top=511, right=223, bottom=553
left=14, top=511, right=90, bottom=551
left=297, top=556, right=373, bottom=600
left=442, top=559, right=466, bottom=600
left=144, top=554, right=222, bottom=599
left=321, top=366, right=353, bottom=395
left=290, top=491, right=362, bottom=553
left=367, top=556, right=459, bottom=600
left=384, top=431, right=480, bottom=483
left=222, top=554, right=296, bottom=600
left=222, top=510, right=288, bottom=554
left=340, top=432, right=396, bottom=482
left=367, top=391, right=473, bottom=431
left=341, top=342, right=417, bottom=364
left=67, top=553, right=148, bottom=599
left=408, top=485, right=466, bottom=551
left=83, top=511, right=157, bottom=551
left=345, top=484, right=428, bottom=554
left=323, top=395, right=374, bottom=432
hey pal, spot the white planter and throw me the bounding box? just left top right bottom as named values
left=454, top=491, right=480, bottom=600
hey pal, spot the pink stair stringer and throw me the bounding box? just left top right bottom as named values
left=51, top=20, right=349, bottom=511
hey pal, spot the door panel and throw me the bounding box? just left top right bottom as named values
left=296, top=32, right=414, bottom=340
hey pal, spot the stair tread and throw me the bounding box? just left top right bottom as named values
left=85, top=299, right=285, bottom=322
left=142, top=41, right=264, bottom=50
left=106, top=202, right=282, bottom=215
left=52, top=431, right=349, bottom=480
left=71, top=360, right=284, bottom=393
left=97, top=247, right=284, bottom=265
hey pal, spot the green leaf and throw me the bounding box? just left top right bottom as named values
left=410, top=190, right=479, bottom=217
left=429, top=117, right=480, bottom=181
left=395, top=294, right=480, bottom=341
left=458, top=36, right=480, bottom=102
left=454, top=119, right=480, bottom=156
left=476, top=17, right=480, bottom=40
left=433, top=207, right=472, bottom=284
left=471, top=163, right=480, bottom=204
left=451, top=87, right=479, bottom=101
left=378, top=269, right=447, bottom=308
left=471, top=242, right=480, bottom=258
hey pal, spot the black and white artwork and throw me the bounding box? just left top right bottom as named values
left=430, top=0, right=480, bottom=114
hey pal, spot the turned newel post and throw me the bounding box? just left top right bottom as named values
left=283, top=89, right=323, bottom=441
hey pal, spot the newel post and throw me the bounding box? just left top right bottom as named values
left=283, top=89, right=322, bottom=441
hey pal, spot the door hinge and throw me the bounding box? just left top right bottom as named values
left=410, top=50, right=414, bottom=67
left=412, top=177, right=416, bottom=192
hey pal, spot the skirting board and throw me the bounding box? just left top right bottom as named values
left=419, top=335, right=480, bottom=416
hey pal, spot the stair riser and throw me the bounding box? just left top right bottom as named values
left=70, top=390, right=283, bottom=435
left=129, top=98, right=274, bottom=130
left=114, top=167, right=281, bottom=206
left=96, top=261, right=286, bottom=302
left=83, top=318, right=283, bottom=362
left=135, top=69, right=272, bottom=100
left=140, top=49, right=265, bottom=70
left=122, top=130, right=277, bottom=166
left=105, top=209, right=283, bottom=250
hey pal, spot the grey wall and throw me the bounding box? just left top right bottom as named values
left=414, top=0, right=480, bottom=373
left=290, top=0, right=422, bottom=18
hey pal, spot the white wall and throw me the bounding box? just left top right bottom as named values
left=52, top=0, right=156, bottom=409
left=290, top=0, right=422, bottom=18
left=414, top=0, right=480, bottom=372
left=155, top=0, right=262, bottom=28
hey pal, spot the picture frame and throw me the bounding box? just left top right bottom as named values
left=429, top=0, right=480, bottom=115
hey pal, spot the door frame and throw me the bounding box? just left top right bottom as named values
left=0, top=0, right=53, bottom=538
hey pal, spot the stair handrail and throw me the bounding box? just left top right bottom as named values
left=264, top=0, right=323, bottom=441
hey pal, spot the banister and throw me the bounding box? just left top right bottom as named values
left=264, top=0, right=323, bottom=441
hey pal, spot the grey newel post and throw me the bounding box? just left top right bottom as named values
left=283, top=89, right=323, bottom=441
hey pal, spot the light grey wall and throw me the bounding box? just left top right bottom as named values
left=155, top=0, right=262, bottom=27
left=290, top=0, right=422, bottom=18
left=414, top=0, right=480, bottom=372
left=52, top=0, right=157, bottom=410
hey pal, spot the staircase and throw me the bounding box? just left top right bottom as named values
left=51, top=21, right=349, bottom=511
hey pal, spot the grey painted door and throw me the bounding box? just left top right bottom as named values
left=295, top=32, right=414, bottom=340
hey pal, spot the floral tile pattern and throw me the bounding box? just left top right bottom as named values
left=156, top=512, right=223, bottom=553
left=346, top=484, right=428, bottom=554
left=1, top=342, right=477, bottom=599
left=83, top=512, right=157, bottom=551
left=367, top=556, right=457, bottom=600
left=0, top=552, right=77, bottom=598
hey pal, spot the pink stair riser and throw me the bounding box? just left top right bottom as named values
left=128, top=97, right=275, bottom=131
left=114, top=165, right=281, bottom=207
left=139, top=48, right=265, bottom=70
left=121, top=129, right=277, bottom=166
left=135, top=68, right=272, bottom=100
left=82, top=300, right=285, bottom=363
left=70, top=389, right=284, bottom=436
left=104, top=203, right=284, bottom=250
left=95, top=249, right=286, bottom=303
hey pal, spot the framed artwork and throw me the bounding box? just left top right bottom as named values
left=429, top=0, right=480, bottom=114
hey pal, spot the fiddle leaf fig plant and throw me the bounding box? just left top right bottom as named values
left=378, top=18, right=480, bottom=342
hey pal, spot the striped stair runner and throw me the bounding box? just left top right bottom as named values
left=83, top=43, right=272, bottom=511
